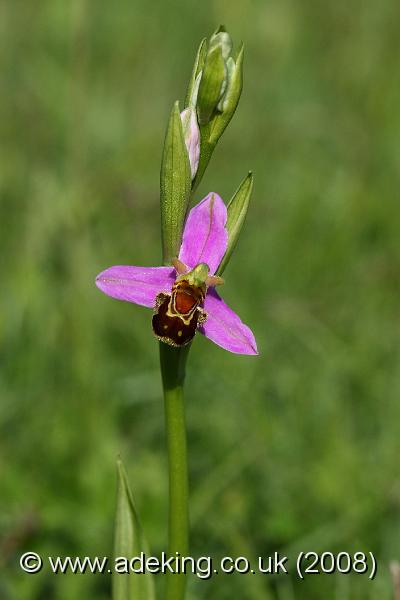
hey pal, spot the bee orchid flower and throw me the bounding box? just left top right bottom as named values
left=96, top=193, right=257, bottom=355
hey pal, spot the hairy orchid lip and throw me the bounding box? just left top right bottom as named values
left=96, top=193, right=257, bottom=355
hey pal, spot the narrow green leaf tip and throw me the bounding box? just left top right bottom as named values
left=217, top=172, right=254, bottom=275
left=113, top=459, right=156, bottom=600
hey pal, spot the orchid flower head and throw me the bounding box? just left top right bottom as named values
left=96, top=193, right=257, bottom=355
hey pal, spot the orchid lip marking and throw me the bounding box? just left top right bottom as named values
left=152, top=264, right=209, bottom=347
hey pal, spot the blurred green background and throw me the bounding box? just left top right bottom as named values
left=1, top=0, right=400, bottom=599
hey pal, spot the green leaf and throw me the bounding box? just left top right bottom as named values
left=160, top=101, right=192, bottom=265
left=217, top=171, right=253, bottom=275
left=113, top=459, right=156, bottom=600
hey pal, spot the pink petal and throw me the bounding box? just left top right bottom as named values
left=179, top=193, right=228, bottom=275
left=200, top=289, right=258, bottom=355
left=96, top=266, right=175, bottom=308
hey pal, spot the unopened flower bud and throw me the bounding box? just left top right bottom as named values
left=185, top=28, right=245, bottom=190
left=180, top=107, right=200, bottom=179
left=209, top=30, right=233, bottom=61
left=196, top=27, right=243, bottom=129
left=196, top=44, right=226, bottom=125
left=208, top=44, right=244, bottom=146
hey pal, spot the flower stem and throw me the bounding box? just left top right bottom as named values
left=192, top=124, right=214, bottom=192
left=159, top=342, right=191, bottom=600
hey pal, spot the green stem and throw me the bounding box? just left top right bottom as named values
left=191, top=123, right=215, bottom=193
left=160, top=342, right=191, bottom=600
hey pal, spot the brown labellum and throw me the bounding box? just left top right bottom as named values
left=152, top=279, right=207, bottom=347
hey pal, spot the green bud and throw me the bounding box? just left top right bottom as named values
left=196, top=27, right=242, bottom=128
left=217, top=171, right=253, bottom=276
left=197, top=44, right=226, bottom=125
left=209, top=43, right=244, bottom=145
left=160, top=102, right=192, bottom=264
left=189, top=30, right=245, bottom=191
left=209, top=28, right=233, bottom=61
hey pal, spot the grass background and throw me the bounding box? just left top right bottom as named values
left=1, top=0, right=400, bottom=598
